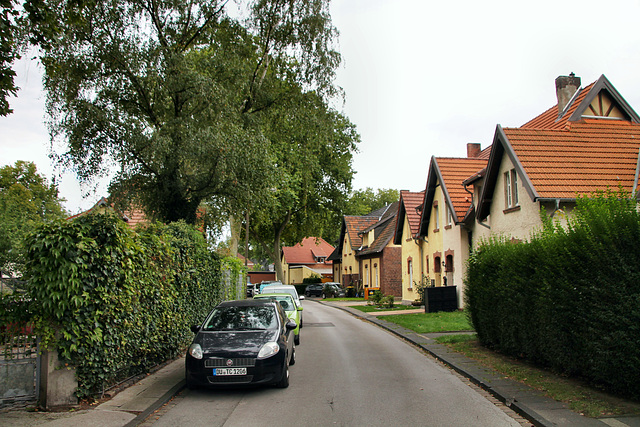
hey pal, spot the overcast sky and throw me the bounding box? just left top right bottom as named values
left=3, top=0, right=640, bottom=214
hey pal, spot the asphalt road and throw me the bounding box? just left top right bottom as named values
left=148, top=301, right=522, bottom=426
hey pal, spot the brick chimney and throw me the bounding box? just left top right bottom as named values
left=555, top=73, right=581, bottom=114
left=467, top=143, right=481, bottom=158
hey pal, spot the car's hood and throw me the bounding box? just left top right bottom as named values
left=195, top=330, right=278, bottom=357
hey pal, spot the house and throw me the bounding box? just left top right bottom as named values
left=392, top=190, right=425, bottom=303
left=474, top=73, right=640, bottom=242
left=330, top=203, right=402, bottom=298
left=66, top=197, right=148, bottom=229
left=414, top=144, right=491, bottom=308
left=280, top=237, right=334, bottom=285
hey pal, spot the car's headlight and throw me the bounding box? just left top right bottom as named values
left=189, top=343, right=203, bottom=359
left=258, top=342, right=280, bottom=359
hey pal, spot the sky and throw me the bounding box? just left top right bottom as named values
left=3, top=0, right=640, bottom=214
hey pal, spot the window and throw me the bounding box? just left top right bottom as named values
left=446, top=204, right=453, bottom=226
left=408, top=259, right=413, bottom=289
left=434, top=205, right=440, bottom=229
left=504, top=169, right=519, bottom=209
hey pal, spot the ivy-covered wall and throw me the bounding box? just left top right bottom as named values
left=22, top=214, right=239, bottom=399
left=465, top=188, right=640, bottom=399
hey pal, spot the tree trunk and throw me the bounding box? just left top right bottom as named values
left=229, top=215, right=241, bottom=257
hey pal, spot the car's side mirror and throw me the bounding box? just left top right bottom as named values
left=190, top=325, right=201, bottom=333
left=297, top=306, right=304, bottom=311
left=286, top=320, right=297, bottom=330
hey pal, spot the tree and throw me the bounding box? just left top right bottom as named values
left=40, top=0, right=342, bottom=227
left=0, top=161, right=67, bottom=276
left=247, top=87, right=359, bottom=280
left=344, top=188, right=399, bottom=216
left=1, top=0, right=58, bottom=115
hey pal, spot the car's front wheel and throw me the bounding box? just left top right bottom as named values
left=275, top=360, right=289, bottom=388
left=294, top=333, right=300, bottom=346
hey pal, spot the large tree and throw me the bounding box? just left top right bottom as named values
left=246, top=87, right=359, bottom=280
left=40, top=0, right=342, bottom=226
left=0, top=161, right=67, bottom=276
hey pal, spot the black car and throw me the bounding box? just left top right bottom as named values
left=322, top=283, right=346, bottom=298
left=304, top=283, right=323, bottom=297
left=185, top=299, right=297, bottom=389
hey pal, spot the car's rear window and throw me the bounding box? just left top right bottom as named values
left=255, top=295, right=295, bottom=311
left=203, top=306, right=278, bottom=330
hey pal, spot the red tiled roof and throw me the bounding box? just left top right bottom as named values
left=522, top=82, right=596, bottom=130
left=503, top=119, right=640, bottom=198
left=399, top=190, right=424, bottom=237
left=281, top=237, right=334, bottom=265
left=436, top=157, right=490, bottom=219
left=344, top=216, right=379, bottom=250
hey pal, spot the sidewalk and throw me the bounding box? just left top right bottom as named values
left=2, top=300, right=638, bottom=427
left=322, top=300, right=640, bottom=427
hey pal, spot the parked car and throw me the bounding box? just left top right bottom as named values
left=322, top=283, right=346, bottom=298
left=304, top=283, right=323, bottom=297
left=258, top=280, right=283, bottom=294
left=246, top=283, right=256, bottom=298
left=259, top=284, right=304, bottom=327
left=185, top=299, right=296, bottom=389
left=254, top=293, right=302, bottom=345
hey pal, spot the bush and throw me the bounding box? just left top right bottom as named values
left=465, top=188, right=640, bottom=399
left=23, top=214, right=225, bottom=399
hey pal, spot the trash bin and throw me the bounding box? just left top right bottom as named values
left=424, top=286, right=458, bottom=313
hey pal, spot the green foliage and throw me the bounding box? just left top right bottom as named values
left=302, top=274, right=322, bottom=284
left=0, top=161, right=67, bottom=276
left=23, top=214, right=225, bottom=399
left=40, top=0, right=345, bottom=227
left=412, top=274, right=430, bottom=304
left=344, top=188, right=399, bottom=216
left=465, top=187, right=640, bottom=399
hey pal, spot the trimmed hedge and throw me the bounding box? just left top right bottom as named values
left=465, top=188, right=640, bottom=399
left=23, top=214, right=228, bottom=399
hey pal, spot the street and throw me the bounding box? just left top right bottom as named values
left=147, top=301, right=522, bottom=426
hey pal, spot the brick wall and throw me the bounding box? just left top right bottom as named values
left=381, top=246, right=402, bottom=297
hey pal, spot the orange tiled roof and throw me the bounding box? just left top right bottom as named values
left=344, top=216, right=379, bottom=250
left=399, top=190, right=424, bottom=237
left=281, top=237, right=334, bottom=265
left=436, top=157, right=490, bottom=220
left=503, top=119, right=640, bottom=198
left=521, top=82, right=596, bottom=130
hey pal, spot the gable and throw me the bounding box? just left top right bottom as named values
left=393, top=191, right=424, bottom=244
left=522, top=75, right=640, bottom=130
left=419, top=155, right=489, bottom=235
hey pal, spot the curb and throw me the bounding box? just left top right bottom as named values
left=124, top=380, right=186, bottom=427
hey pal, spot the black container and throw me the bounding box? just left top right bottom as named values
left=424, top=286, right=458, bottom=313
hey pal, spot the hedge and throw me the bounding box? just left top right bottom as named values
left=465, top=188, right=640, bottom=399
left=22, top=214, right=231, bottom=399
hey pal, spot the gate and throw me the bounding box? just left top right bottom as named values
left=1, top=278, right=40, bottom=410
left=0, top=323, right=40, bottom=410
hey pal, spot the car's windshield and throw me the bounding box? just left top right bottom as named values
left=203, top=306, right=278, bottom=330
left=256, top=295, right=295, bottom=312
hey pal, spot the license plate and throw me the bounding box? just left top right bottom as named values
left=213, top=367, right=247, bottom=376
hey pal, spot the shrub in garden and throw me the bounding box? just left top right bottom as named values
left=465, top=187, right=640, bottom=399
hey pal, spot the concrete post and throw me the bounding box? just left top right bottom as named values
left=38, top=349, right=77, bottom=409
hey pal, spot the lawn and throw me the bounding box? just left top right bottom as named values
left=349, top=304, right=421, bottom=313
left=382, top=310, right=472, bottom=333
